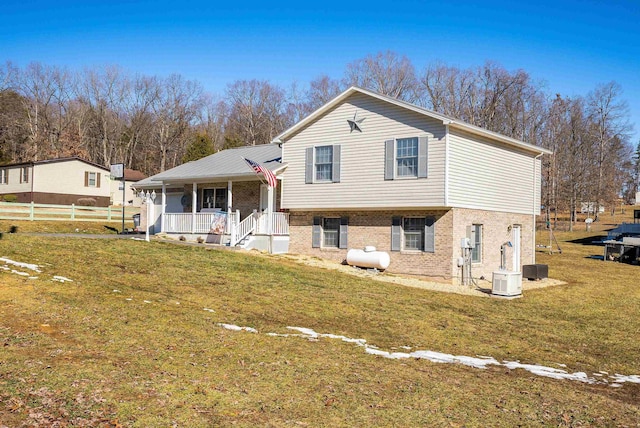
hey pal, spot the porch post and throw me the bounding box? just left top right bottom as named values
left=267, top=185, right=274, bottom=235
left=192, top=182, right=197, bottom=234
left=161, top=183, right=166, bottom=233
left=227, top=180, right=233, bottom=213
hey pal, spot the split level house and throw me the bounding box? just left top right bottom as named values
left=136, top=87, right=551, bottom=281
left=0, top=157, right=112, bottom=206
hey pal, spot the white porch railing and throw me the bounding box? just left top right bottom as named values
left=256, top=212, right=289, bottom=235
left=162, top=211, right=289, bottom=240
left=164, top=212, right=220, bottom=234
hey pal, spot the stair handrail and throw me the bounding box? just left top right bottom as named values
left=232, top=212, right=257, bottom=246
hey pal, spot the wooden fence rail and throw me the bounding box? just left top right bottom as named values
left=0, top=201, right=138, bottom=222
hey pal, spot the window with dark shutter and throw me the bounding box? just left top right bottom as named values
left=332, top=145, right=341, bottom=183
left=339, top=217, right=348, bottom=249
left=305, top=147, right=314, bottom=184
left=312, top=216, right=322, bottom=248
left=424, top=216, right=435, bottom=252
left=391, top=216, right=402, bottom=251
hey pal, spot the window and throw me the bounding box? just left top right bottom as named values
left=315, top=146, right=333, bottom=181
left=470, top=224, right=482, bottom=263
left=391, top=216, right=435, bottom=252
left=403, top=217, right=425, bottom=250
left=396, top=137, right=418, bottom=177
left=84, top=171, right=100, bottom=187
left=20, top=167, right=29, bottom=183
left=385, top=136, right=428, bottom=180
left=201, top=187, right=228, bottom=211
left=322, top=218, right=340, bottom=247
left=312, top=216, right=348, bottom=249
left=305, top=145, right=341, bottom=184
left=0, top=169, right=7, bottom=185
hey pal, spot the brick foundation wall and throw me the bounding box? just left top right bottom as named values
left=288, top=210, right=454, bottom=279
left=288, top=208, right=536, bottom=282
left=451, top=208, right=535, bottom=280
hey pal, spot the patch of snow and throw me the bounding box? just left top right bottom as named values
left=203, top=308, right=215, bottom=313
left=113, top=289, right=121, bottom=293
left=0, top=257, right=42, bottom=272
left=11, top=270, right=30, bottom=276
left=125, top=298, right=132, bottom=301
left=52, top=276, right=73, bottom=283
left=143, top=300, right=151, bottom=303
left=217, top=323, right=640, bottom=388
left=217, top=323, right=258, bottom=333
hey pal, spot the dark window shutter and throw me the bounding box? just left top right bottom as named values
left=391, top=216, right=402, bottom=251
left=84, top=171, right=89, bottom=187
left=332, top=145, right=341, bottom=183
left=339, top=217, right=348, bottom=249
left=424, top=216, right=435, bottom=252
left=384, top=139, right=394, bottom=180
left=312, top=216, right=322, bottom=248
left=418, top=136, right=428, bottom=178
left=96, top=173, right=101, bottom=188
left=305, top=147, right=314, bottom=184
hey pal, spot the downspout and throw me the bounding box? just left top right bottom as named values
left=532, top=153, right=543, bottom=264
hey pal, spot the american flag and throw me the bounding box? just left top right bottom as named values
left=243, top=157, right=277, bottom=188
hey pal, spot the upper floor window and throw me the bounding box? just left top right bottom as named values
left=385, top=136, right=428, bottom=180
left=315, top=146, right=333, bottom=182
left=20, top=167, right=29, bottom=183
left=305, top=145, right=341, bottom=184
left=0, top=169, right=7, bottom=184
left=396, top=137, right=419, bottom=177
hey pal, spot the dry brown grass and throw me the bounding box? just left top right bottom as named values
left=0, top=217, right=639, bottom=426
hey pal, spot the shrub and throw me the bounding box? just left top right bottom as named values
left=196, top=236, right=204, bottom=244
left=77, top=198, right=97, bottom=207
left=1, top=194, right=17, bottom=203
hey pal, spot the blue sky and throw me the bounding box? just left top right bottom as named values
left=2, top=0, right=639, bottom=143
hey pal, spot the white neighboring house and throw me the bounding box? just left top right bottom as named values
left=0, top=157, right=111, bottom=206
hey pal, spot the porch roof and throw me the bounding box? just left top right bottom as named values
left=134, top=144, right=285, bottom=188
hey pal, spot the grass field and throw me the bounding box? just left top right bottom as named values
left=0, top=216, right=639, bottom=427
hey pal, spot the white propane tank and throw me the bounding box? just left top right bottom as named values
left=346, top=248, right=390, bottom=270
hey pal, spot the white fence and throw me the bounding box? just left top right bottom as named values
left=0, top=201, right=134, bottom=222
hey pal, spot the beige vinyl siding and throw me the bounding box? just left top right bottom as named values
left=0, top=167, right=32, bottom=194
left=447, top=129, right=541, bottom=215
left=33, top=160, right=111, bottom=198
left=282, top=92, right=446, bottom=209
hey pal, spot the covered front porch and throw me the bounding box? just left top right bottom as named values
left=156, top=179, right=289, bottom=253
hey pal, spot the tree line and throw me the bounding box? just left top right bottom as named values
left=0, top=51, right=637, bottom=222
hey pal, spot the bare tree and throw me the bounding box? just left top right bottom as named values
left=344, top=51, right=418, bottom=101
left=150, top=74, right=203, bottom=171
left=586, top=81, right=632, bottom=218
left=224, top=79, right=287, bottom=146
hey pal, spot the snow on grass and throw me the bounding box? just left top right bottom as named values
left=217, top=323, right=258, bottom=333
left=0, top=257, right=42, bottom=273
left=52, top=276, right=73, bottom=283
left=217, top=323, right=640, bottom=387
